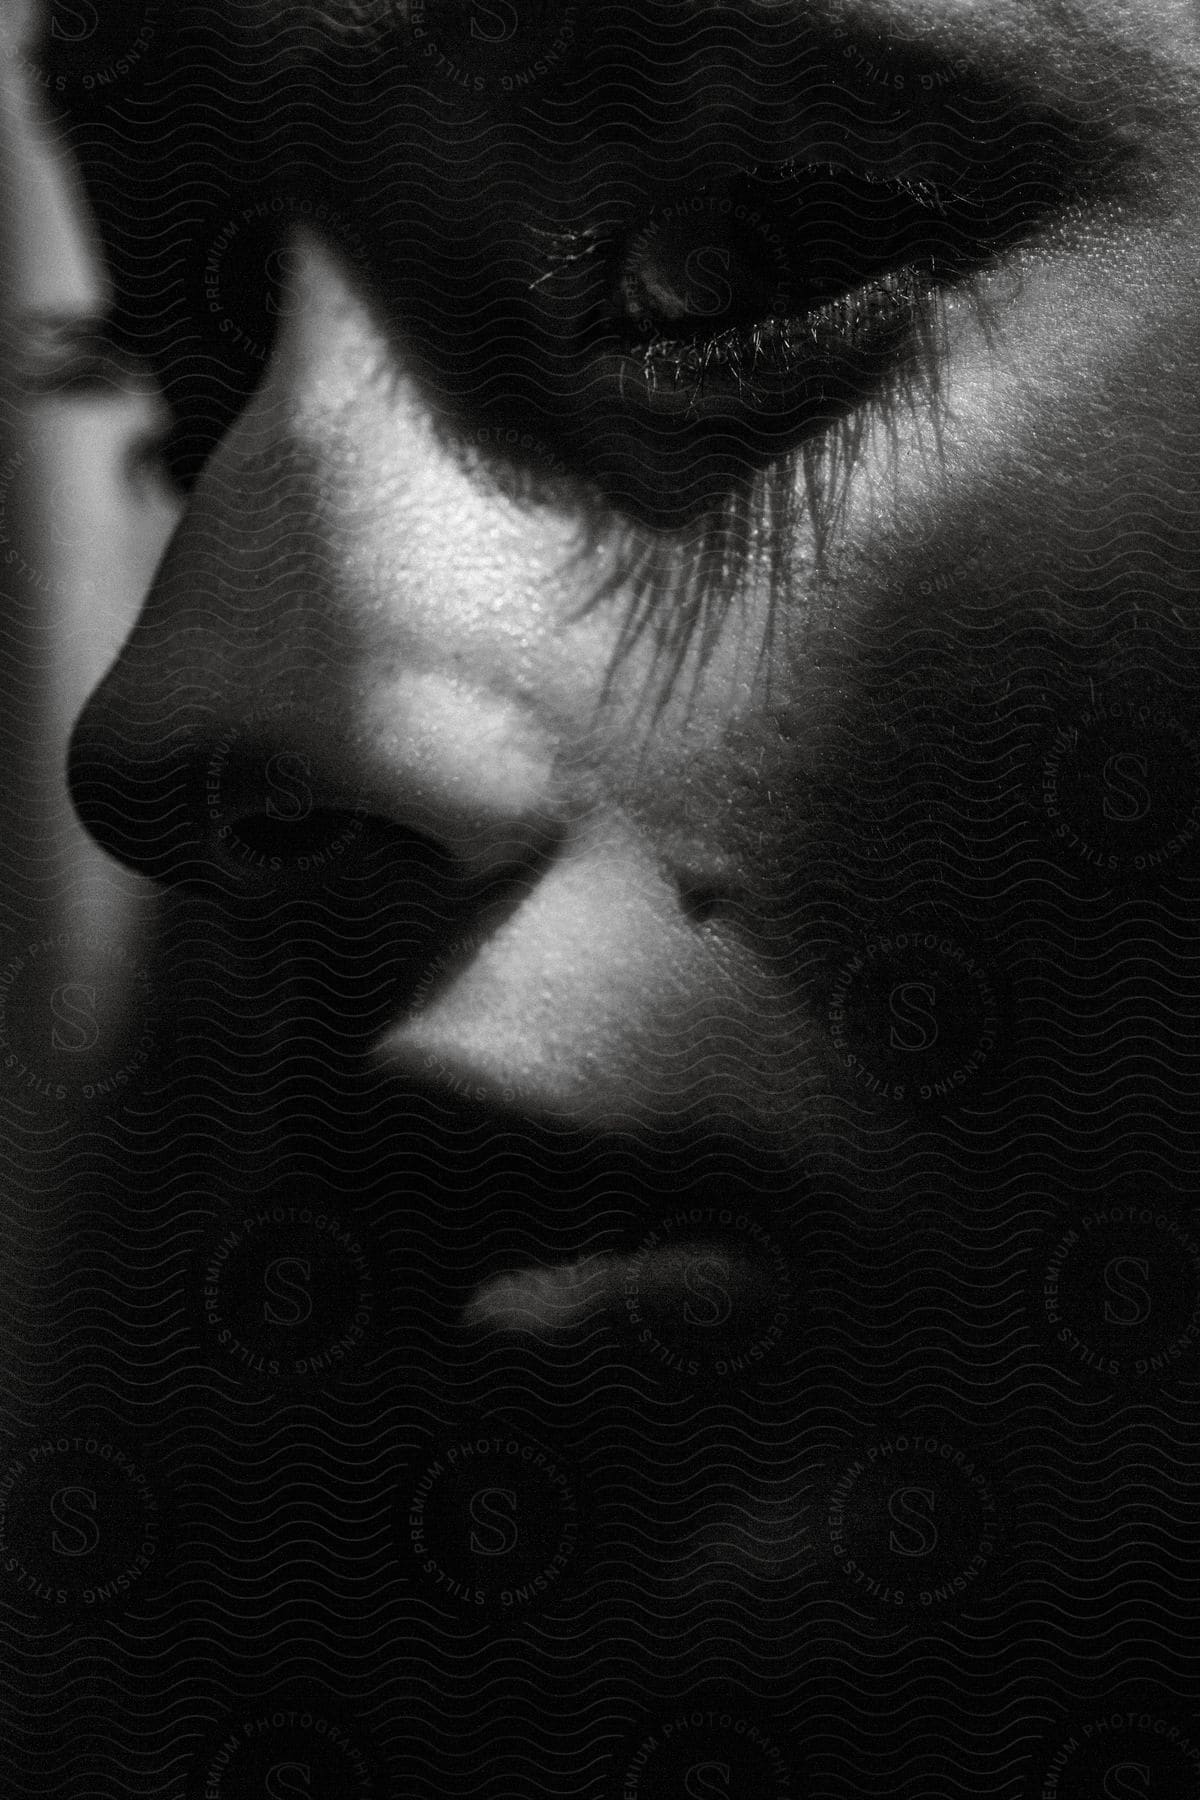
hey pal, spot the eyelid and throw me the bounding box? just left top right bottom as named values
left=533, top=89, right=1126, bottom=314
left=529, top=126, right=1061, bottom=327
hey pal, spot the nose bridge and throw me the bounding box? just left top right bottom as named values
left=63, top=225, right=779, bottom=1137
left=70, top=229, right=570, bottom=885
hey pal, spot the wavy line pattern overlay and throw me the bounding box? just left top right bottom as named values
left=3, top=2, right=1200, bottom=1796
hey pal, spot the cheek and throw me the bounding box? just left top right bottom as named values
left=808, top=173, right=1200, bottom=635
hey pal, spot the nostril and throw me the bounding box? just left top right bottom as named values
left=210, top=807, right=471, bottom=899
left=221, top=805, right=372, bottom=877
left=70, top=672, right=560, bottom=902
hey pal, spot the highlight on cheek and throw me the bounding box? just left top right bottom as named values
left=210, top=12, right=1128, bottom=704
left=25, top=2, right=1200, bottom=1796
left=476, top=212, right=965, bottom=699
left=450, top=273, right=960, bottom=710
left=501, top=125, right=1066, bottom=687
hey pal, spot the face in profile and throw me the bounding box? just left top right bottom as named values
left=26, top=0, right=1200, bottom=1789
left=67, top=1, right=1200, bottom=1210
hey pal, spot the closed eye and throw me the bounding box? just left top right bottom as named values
left=496, top=101, right=1106, bottom=536
left=46, top=0, right=1149, bottom=671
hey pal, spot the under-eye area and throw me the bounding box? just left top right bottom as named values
left=373, top=43, right=1124, bottom=484
left=10, top=0, right=1200, bottom=1794
left=342, top=73, right=1131, bottom=677
left=538, top=113, right=1106, bottom=514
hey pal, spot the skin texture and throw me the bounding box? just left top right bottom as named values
left=68, top=0, right=1200, bottom=1188
left=20, top=6, right=1200, bottom=1791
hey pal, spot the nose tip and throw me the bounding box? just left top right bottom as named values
left=68, top=676, right=563, bottom=901
left=67, top=706, right=203, bottom=887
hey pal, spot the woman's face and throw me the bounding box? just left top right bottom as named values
left=69, top=0, right=1200, bottom=1184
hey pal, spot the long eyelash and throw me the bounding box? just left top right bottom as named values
left=525, top=158, right=959, bottom=291
left=527, top=221, right=610, bottom=287
left=585, top=279, right=955, bottom=718
left=523, top=172, right=965, bottom=708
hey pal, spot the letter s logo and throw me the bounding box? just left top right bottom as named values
left=888, top=1485, right=938, bottom=1558
left=50, top=984, right=100, bottom=1054
left=1103, top=1256, right=1152, bottom=1327
left=263, top=244, right=305, bottom=317
left=1103, top=1762, right=1152, bottom=1799
left=683, top=1256, right=733, bottom=1329
left=50, top=1485, right=100, bottom=1557
left=471, top=0, right=519, bottom=42
left=889, top=981, right=939, bottom=1052
left=1102, top=751, right=1152, bottom=824
left=51, top=2, right=100, bottom=44
left=264, top=752, right=314, bottom=824
left=469, top=1487, right=518, bottom=1556
left=682, top=245, right=735, bottom=319
left=684, top=1762, right=732, bottom=1799
left=265, top=1763, right=311, bottom=1798
left=263, top=1257, right=313, bottom=1327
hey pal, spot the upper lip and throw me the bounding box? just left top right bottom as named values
left=145, top=884, right=813, bottom=1219
left=171, top=1045, right=812, bottom=1242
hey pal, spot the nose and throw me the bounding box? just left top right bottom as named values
left=67, top=229, right=565, bottom=900
left=65, top=227, right=766, bottom=1137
